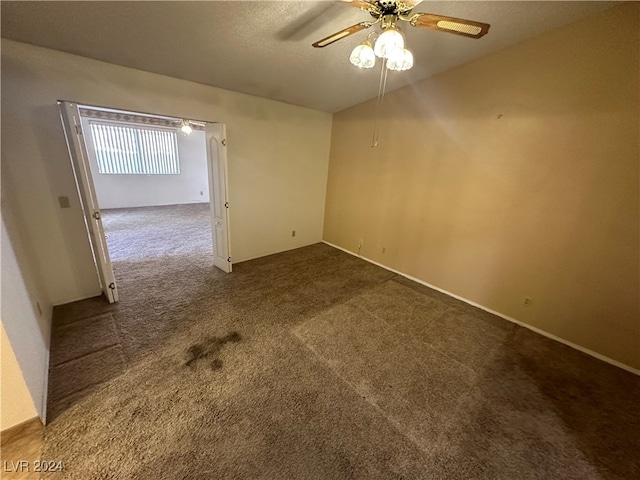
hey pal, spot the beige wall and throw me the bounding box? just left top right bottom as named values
left=1, top=321, right=38, bottom=431
left=324, top=3, right=639, bottom=369
left=2, top=39, right=332, bottom=304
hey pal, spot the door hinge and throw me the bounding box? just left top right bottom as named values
left=224, top=202, right=229, bottom=208
left=92, top=211, right=101, bottom=220
left=108, top=283, right=115, bottom=290
left=222, top=138, right=227, bottom=146
left=75, top=125, right=82, bottom=135
left=227, top=257, right=231, bottom=263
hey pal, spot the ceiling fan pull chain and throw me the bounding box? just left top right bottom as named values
left=372, top=57, right=389, bottom=148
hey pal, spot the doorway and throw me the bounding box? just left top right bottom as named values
left=58, top=101, right=232, bottom=304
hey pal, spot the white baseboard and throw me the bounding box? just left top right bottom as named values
left=40, top=355, right=50, bottom=424
left=323, top=240, right=640, bottom=376
left=52, top=291, right=103, bottom=307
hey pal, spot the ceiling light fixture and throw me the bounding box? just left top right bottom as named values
left=350, top=20, right=412, bottom=72
left=181, top=119, right=192, bottom=135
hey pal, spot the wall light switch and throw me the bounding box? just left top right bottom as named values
left=58, top=196, right=70, bottom=208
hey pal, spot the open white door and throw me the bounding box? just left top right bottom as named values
left=58, top=101, right=119, bottom=302
left=206, top=123, right=232, bottom=273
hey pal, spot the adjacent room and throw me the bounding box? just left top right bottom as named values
left=75, top=106, right=219, bottom=297
left=88, top=106, right=213, bottom=272
left=1, top=1, right=638, bottom=479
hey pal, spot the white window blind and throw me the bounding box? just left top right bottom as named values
left=89, top=122, right=180, bottom=175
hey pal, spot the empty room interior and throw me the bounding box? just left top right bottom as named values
left=1, top=1, right=638, bottom=479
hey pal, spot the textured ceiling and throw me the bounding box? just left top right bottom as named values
left=1, top=1, right=618, bottom=113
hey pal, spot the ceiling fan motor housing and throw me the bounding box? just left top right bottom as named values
left=373, top=1, right=415, bottom=16
left=381, top=14, right=398, bottom=30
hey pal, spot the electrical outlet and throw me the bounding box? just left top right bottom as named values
left=291, top=230, right=296, bottom=237
left=523, top=297, right=532, bottom=307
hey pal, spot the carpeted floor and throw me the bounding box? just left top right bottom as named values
left=44, top=204, right=639, bottom=479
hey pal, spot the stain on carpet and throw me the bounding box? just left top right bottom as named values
left=185, top=331, right=242, bottom=369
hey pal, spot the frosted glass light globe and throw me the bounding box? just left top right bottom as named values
left=349, top=42, right=376, bottom=69
left=387, top=48, right=414, bottom=71
left=374, top=29, right=404, bottom=59
left=401, top=49, right=414, bottom=70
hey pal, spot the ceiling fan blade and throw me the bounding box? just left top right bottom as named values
left=409, top=13, right=490, bottom=39
left=312, top=22, right=372, bottom=48
left=341, top=0, right=378, bottom=14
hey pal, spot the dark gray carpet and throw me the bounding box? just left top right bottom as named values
left=44, top=204, right=640, bottom=479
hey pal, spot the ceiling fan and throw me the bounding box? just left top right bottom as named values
left=312, top=0, right=490, bottom=71
left=311, top=1, right=490, bottom=146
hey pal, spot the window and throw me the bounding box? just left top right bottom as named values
left=89, top=122, right=180, bottom=175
